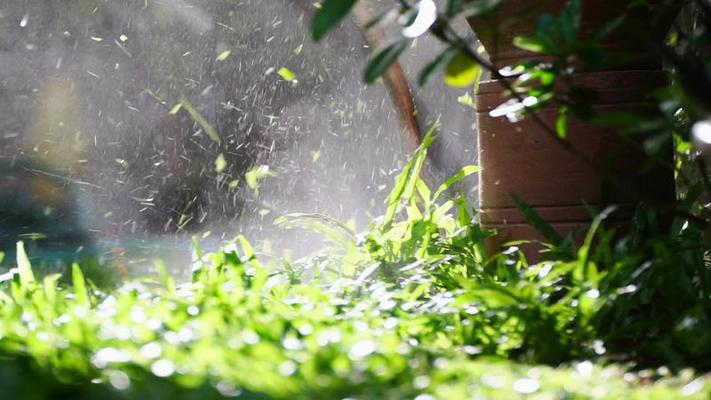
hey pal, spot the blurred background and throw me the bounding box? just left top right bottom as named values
left=0, top=0, right=476, bottom=276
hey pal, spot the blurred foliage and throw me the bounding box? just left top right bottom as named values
left=312, top=0, right=711, bottom=217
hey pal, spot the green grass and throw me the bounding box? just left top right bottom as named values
left=0, top=135, right=709, bottom=399
left=0, top=239, right=708, bottom=399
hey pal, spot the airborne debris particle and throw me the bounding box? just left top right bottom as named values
left=214, top=154, right=227, bottom=173
left=277, top=67, right=297, bottom=82
left=216, top=50, right=231, bottom=61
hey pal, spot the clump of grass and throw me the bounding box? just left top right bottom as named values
left=0, top=135, right=709, bottom=399
left=0, top=237, right=707, bottom=399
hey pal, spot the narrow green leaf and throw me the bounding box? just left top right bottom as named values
left=364, top=40, right=409, bottom=83
left=455, top=193, right=472, bottom=222
left=275, top=213, right=356, bottom=249
left=384, top=124, right=438, bottom=225
left=459, top=0, right=506, bottom=18
left=578, top=206, right=617, bottom=273
left=415, top=179, right=432, bottom=206
left=445, top=0, right=463, bottom=16
left=418, top=47, right=457, bottom=86
left=556, top=106, right=569, bottom=138
left=312, top=0, right=358, bottom=41
left=42, top=274, right=61, bottom=304
left=237, top=235, right=256, bottom=260
left=155, top=260, right=176, bottom=293
left=364, top=8, right=393, bottom=30
left=560, top=0, right=581, bottom=44
left=72, top=263, right=89, bottom=306
left=16, top=242, right=35, bottom=286
left=511, top=194, right=563, bottom=246
left=594, top=14, right=625, bottom=40
left=563, top=0, right=582, bottom=32
left=433, top=165, right=481, bottom=201
left=180, top=97, right=221, bottom=144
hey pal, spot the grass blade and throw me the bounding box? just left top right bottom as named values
left=511, top=194, right=563, bottom=246
left=16, top=242, right=35, bottom=287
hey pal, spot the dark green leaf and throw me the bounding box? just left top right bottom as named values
left=511, top=194, right=564, bottom=246
left=556, top=106, right=569, bottom=138
left=364, top=7, right=393, bottom=30
left=312, top=0, right=358, bottom=41
left=399, top=7, right=419, bottom=29
left=459, top=0, right=506, bottom=18
left=445, top=0, right=463, bottom=16
left=418, top=47, right=457, bottom=85
left=560, top=0, right=581, bottom=44
left=594, top=14, right=626, bottom=40
left=364, top=40, right=409, bottom=83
